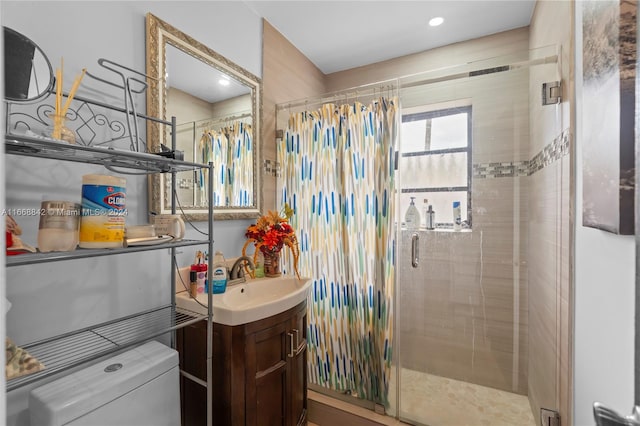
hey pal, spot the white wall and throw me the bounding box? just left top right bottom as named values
left=1, top=2, right=262, bottom=424
left=574, top=2, right=636, bottom=425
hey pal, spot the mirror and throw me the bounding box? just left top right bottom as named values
left=145, top=13, right=262, bottom=221
left=3, top=26, right=54, bottom=101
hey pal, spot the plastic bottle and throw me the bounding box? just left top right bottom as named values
left=189, top=270, right=198, bottom=298
left=453, top=201, right=462, bottom=231
left=190, top=263, right=207, bottom=295
left=212, top=251, right=228, bottom=294
left=404, top=197, right=420, bottom=230
left=425, top=204, right=435, bottom=230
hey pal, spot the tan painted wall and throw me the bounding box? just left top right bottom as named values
left=262, top=20, right=326, bottom=211
left=210, top=94, right=252, bottom=121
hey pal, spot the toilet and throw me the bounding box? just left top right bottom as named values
left=29, top=340, right=181, bottom=426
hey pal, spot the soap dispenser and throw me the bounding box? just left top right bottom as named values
left=212, top=251, right=228, bottom=294
left=404, top=197, right=420, bottom=230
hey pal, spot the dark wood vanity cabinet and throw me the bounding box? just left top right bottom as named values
left=177, top=300, right=308, bottom=426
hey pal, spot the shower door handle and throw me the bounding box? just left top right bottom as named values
left=411, top=233, right=419, bottom=268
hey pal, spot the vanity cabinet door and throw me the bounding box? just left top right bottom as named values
left=176, top=300, right=308, bottom=426
left=244, top=318, right=290, bottom=426
left=289, top=304, right=308, bottom=426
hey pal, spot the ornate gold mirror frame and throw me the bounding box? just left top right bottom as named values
left=146, top=12, right=262, bottom=221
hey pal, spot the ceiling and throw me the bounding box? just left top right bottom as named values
left=168, top=1, right=536, bottom=104
left=245, top=0, right=537, bottom=74
left=166, top=43, right=250, bottom=105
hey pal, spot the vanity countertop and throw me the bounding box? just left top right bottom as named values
left=176, top=275, right=312, bottom=326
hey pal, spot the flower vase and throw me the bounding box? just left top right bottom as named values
left=263, top=250, right=281, bottom=277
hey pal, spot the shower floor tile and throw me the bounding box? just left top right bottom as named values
left=390, top=368, right=535, bottom=426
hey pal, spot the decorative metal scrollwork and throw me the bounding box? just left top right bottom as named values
left=5, top=58, right=156, bottom=153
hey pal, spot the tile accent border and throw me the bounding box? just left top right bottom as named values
left=267, top=130, right=570, bottom=180
left=528, top=129, right=570, bottom=174
left=473, top=129, right=570, bottom=179
left=473, top=161, right=529, bottom=179
left=263, top=159, right=281, bottom=177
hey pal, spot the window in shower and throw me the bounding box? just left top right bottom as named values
left=399, top=104, right=472, bottom=228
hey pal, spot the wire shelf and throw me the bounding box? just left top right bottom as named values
left=4, top=133, right=205, bottom=174
left=6, top=305, right=206, bottom=391
left=6, top=239, right=209, bottom=267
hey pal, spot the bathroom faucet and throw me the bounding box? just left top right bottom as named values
left=229, top=256, right=255, bottom=284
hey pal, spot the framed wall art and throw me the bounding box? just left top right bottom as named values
left=582, top=0, right=636, bottom=235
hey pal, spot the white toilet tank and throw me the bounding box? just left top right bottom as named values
left=29, top=340, right=181, bottom=426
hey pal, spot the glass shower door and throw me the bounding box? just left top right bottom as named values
left=394, top=47, right=564, bottom=426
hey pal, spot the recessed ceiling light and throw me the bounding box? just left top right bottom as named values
left=218, top=78, right=230, bottom=86
left=429, top=17, right=444, bottom=27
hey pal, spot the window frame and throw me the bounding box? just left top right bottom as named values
left=400, top=105, right=473, bottom=228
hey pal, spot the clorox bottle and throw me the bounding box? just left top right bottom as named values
left=79, top=174, right=126, bottom=248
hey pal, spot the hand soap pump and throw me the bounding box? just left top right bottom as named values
left=212, top=251, right=228, bottom=294
left=405, top=197, right=420, bottom=230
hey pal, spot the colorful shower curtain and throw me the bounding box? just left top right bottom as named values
left=278, top=98, right=397, bottom=406
left=199, top=122, right=253, bottom=207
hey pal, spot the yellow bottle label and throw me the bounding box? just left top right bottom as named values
left=79, top=216, right=125, bottom=242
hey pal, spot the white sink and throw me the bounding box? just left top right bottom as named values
left=176, top=276, right=312, bottom=326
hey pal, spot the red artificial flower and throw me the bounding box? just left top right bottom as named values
left=242, top=204, right=300, bottom=278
